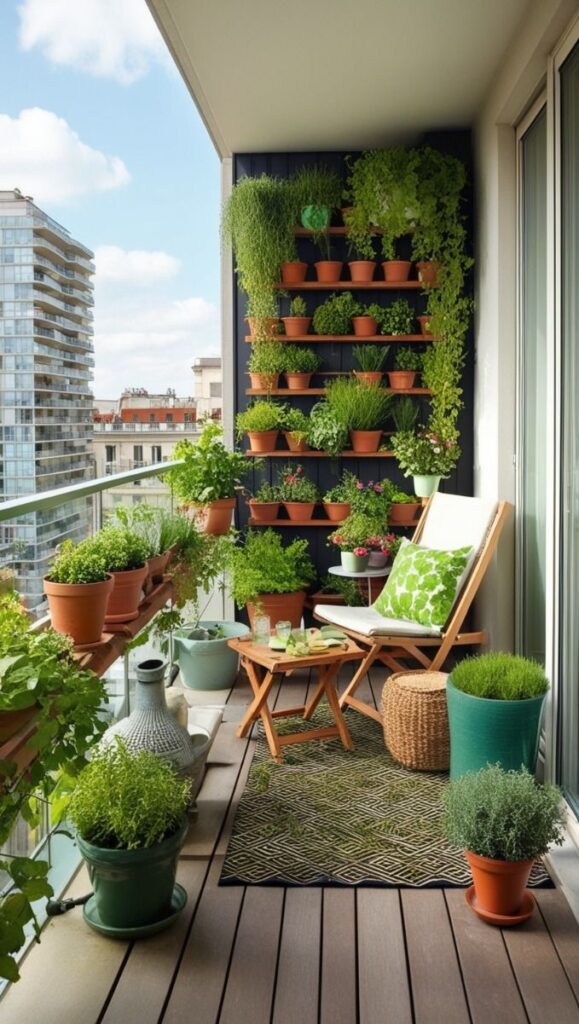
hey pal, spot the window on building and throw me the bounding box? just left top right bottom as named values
left=210, top=382, right=222, bottom=398
left=151, top=445, right=162, bottom=463
left=165, top=413, right=173, bottom=423
left=105, top=445, right=116, bottom=463
left=133, top=445, right=143, bottom=465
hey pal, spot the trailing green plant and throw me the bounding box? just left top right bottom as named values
left=443, top=765, right=565, bottom=862
left=251, top=481, right=280, bottom=503
left=344, top=147, right=420, bottom=260
left=325, top=376, right=393, bottom=431
left=391, top=428, right=460, bottom=477
left=318, top=574, right=365, bottom=607
left=248, top=341, right=286, bottom=375
left=92, top=526, right=150, bottom=572
left=394, top=347, right=423, bottom=372
left=382, top=299, right=415, bottom=336
left=47, top=537, right=108, bottom=585
left=312, top=291, right=359, bottom=336
left=323, top=470, right=359, bottom=504
left=352, top=344, right=389, bottom=372
left=283, top=407, right=310, bottom=439
left=235, top=399, right=287, bottom=437
left=166, top=421, right=251, bottom=504
left=68, top=740, right=191, bottom=850
left=277, top=464, right=320, bottom=503
left=451, top=653, right=549, bottom=701
left=289, top=295, right=307, bottom=317
left=221, top=174, right=295, bottom=322
left=227, top=529, right=315, bottom=607
left=391, top=397, right=419, bottom=434
left=283, top=346, right=321, bottom=374
left=307, top=402, right=349, bottom=456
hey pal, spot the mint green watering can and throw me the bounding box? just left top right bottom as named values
left=173, top=620, right=250, bottom=690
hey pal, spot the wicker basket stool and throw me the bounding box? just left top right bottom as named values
left=381, top=670, right=450, bottom=771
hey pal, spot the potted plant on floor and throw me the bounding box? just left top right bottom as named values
left=312, top=291, right=359, bottom=337
left=227, top=528, right=315, bottom=627
left=283, top=345, right=321, bottom=389
left=352, top=344, right=390, bottom=385
left=248, top=340, right=286, bottom=390
left=69, top=741, right=191, bottom=937
left=277, top=463, right=320, bottom=521
left=44, top=537, right=113, bottom=646
left=382, top=298, right=415, bottom=337
left=235, top=399, right=287, bottom=453
left=391, top=427, right=459, bottom=497
left=444, top=765, right=565, bottom=926
left=282, top=408, right=311, bottom=452
left=351, top=302, right=384, bottom=338
left=326, top=376, right=393, bottom=453
left=247, top=481, right=281, bottom=522
left=446, top=652, right=550, bottom=779
left=167, top=422, right=250, bottom=533
left=282, top=296, right=311, bottom=337
left=311, top=573, right=365, bottom=607
left=92, top=526, right=151, bottom=624
left=387, top=347, right=423, bottom=390
left=327, top=511, right=381, bottom=571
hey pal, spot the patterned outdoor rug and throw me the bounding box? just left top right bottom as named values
left=221, top=707, right=552, bottom=888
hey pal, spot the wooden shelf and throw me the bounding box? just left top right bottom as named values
left=246, top=387, right=431, bottom=397
left=293, top=226, right=383, bottom=236
left=245, top=334, right=432, bottom=343
left=275, top=281, right=426, bottom=291
left=248, top=517, right=344, bottom=527
left=245, top=450, right=394, bottom=458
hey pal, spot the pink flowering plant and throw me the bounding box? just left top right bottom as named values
left=277, top=464, right=320, bottom=503
left=366, top=531, right=396, bottom=556
left=391, top=428, right=460, bottom=478
left=327, top=512, right=385, bottom=555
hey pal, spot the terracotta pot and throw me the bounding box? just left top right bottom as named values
left=285, top=372, right=313, bottom=390
left=418, top=315, right=432, bottom=336
left=354, top=371, right=383, bottom=386
left=323, top=501, right=351, bottom=522
left=387, top=371, right=416, bottom=390
left=44, top=574, right=114, bottom=646
left=247, top=430, right=279, bottom=453
left=314, top=261, right=343, bottom=283
left=146, top=550, right=172, bottom=587
left=202, top=498, right=236, bottom=535
left=311, top=591, right=346, bottom=606
left=382, top=260, right=412, bottom=282
left=348, top=261, right=376, bottom=283
left=105, top=565, right=149, bottom=624
left=283, top=501, right=316, bottom=522
left=282, top=316, right=311, bottom=337
left=246, top=317, right=280, bottom=339
left=417, top=261, right=441, bottom=287
left=466, top=850, right=535, bottom=919
left=248, top=500, right=280, bottom=522
left=352, top=316, right=378, bottom=337
left=349, top=429, right=382, bottom=453
left=281, top=261, right=308, bottom=284
left=247, top=591, right=306, bottom=629
left=0, top=705, right=38, bottom=744
left=284, top=431, right=309, bottom=452
left=249, top=372, right=280, bottom=391
left=388, top=501, right=421, bottom=525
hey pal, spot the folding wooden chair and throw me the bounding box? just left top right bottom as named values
left=314, top=493, right=512, bottom=723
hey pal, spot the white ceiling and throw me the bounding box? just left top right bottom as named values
left=148, top=0, right=531, bottom=157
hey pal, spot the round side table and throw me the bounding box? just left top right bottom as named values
left=328, top=565, right=390, bottom=606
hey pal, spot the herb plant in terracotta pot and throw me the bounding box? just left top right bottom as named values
left=282, top=408, right=311, bottom=452
left=227, top=529, right=315, bottom=628
left=247, top=340, right=285, bottom=391
left=417, top=314, right=432, bottom=336
left=444, top=765, right=565, bottom=926
left=248, top=482, right=281, bottom=523
left=382, top=299, right=415, bottom=337
left=322, top=473, right=354, bottom=522
left=312, top=290, right=359, bottom=338
left=382, top=257, right=412, bottom=282
left=387, top=488, right=421, bottom=526
left=325, top=376, right=392, bottom=453
left=280, top=261, right=308, bottom=284
left=167, top=422, right=250, bottom=534
left=44, top=538, right=113, bottom=646
left=352, top=343, right=390, bottom=386
left=282, top=296, right=311, bottom=338
left=93, top=527, right=150, bottom=624
left=388, top=347, right=422, bottom=390
left=235, top=399, right=286, bottom=453
left=416, top=261, right=441, bottom=287
left=277, top=464, right=320, bottom=522
left=283, top=344, right=321, bottom=389
left=351, top=302, right=384, bottom=338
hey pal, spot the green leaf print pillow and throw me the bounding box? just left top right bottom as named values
left=373, top=539, right=473, bottom=628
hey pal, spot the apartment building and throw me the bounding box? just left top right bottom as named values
left=192, top=356, right=222, bottom=420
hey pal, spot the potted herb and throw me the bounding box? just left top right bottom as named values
left=345, top=148, right=419, bottom=268
left=108, top=503, right=167, bottom=592
left=326, top=377, right=393, bottom=453
left=444, top=765, right=565, bottom=925
left=347, top=236, right=377, bottom=283
left=382, top=299, right=415, bottom=337
left=391, top=427, right=460, bottom=497
left=248, top=340, right=285, bottom=390
left=167, top=422, right=250, bottom=533
left=388, top=488, right=421, bottom=526
left=391, top=395, right=419, bottom=435
left=248, top=481, right=281, bottom=522
left=312, top=291, right=359, bottom=337
left=350, top=476, right=392, bottom=519
left=235, top=399, right=287, bottom=453
left=282, top=295, right=311, bottom=338
left=352, top=302, right=384, bottom=338
left=322, top=472, right=356, bottom=522
left=388, top=347, right=422, bottom=390
left=417, top=314, right=432, bottom=336
left=92, top=526, right=151, bottom=624
left=277, top=464, right=320, bottom=521
left=44, top=537, right=113, bottom=646
left=352, top=344, right=390, bottom=385
left=291, top=165, right=342, bottom=274
left=327, top=511, right=380, bottom=572
left=447, top=653, right=550, bottom=780
left=69, top=741, right=191, bottom=936
left=227, top=529, right=315, bottom=627
left=280, top=261, right=308, bottom=285
left=283, top=407, right=311, bottom=452
left=283, top=345, right=321, bottom=389
left=307, top=402, right=349, bottom=457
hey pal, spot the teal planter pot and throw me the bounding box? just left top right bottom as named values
left=340, top=551, right=370, bottom=572
left=447, top=677, right=546, bottom=779
left=173, top=620, right=250, bottom=690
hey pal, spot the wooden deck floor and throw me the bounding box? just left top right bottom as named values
left=3, top=666, right=579, bottom=1024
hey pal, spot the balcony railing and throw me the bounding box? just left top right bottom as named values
left=93, top=421, right=197, bottom=432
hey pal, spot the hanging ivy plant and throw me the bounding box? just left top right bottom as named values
left=344, top=148, right=420, bottom=260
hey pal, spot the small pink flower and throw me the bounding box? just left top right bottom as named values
left=353, top=546, right=368, bottom=557
left=356, top=481, right=364, bottom=490
left=374, top=484, right=382, bottom=493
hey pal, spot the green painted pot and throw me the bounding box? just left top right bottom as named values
left=412, top=474, right=441, bottom=498
left=446, top=677, right=546, bottom=779
left=173, top=620, right=250, bottom=690
left=341, top=551, right=370, bottom=572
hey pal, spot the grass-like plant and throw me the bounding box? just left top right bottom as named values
left=312, top=291, right=359, bottom=336
left=248, top=341, right=286, bottom=375
left=395, top=347, right=423, bottom=372
left=68, top=740, right=191, bottom=850
left=227, top=529, right=315, bottom=607
left=283, top=346, right=321, bottom=374
left=92, top=527, right=150, bottom=572
left=325, top=377, right=393, bottom=431
left=382, top=299, right=415, bottom=336
left=290, top=165, right=342, bottom=214
left=277, top=464, right=320, bottom=503
left=352, top=345, right=390, bottom=372
left=392, top=396, right=419, bottom=434
left=451, top=652, right=549, bottom=701
left=235, top=399, right=287, bottom=437
left=48, top=538, right=109, bottom=584
left=444, top=765, right=565, bottom=862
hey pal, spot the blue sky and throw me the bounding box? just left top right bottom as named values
left=0, top=0, right=221, bottom=397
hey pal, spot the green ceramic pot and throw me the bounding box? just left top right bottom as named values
left=173, top=620, right=250, bottom=690
left=446, top=677, right=546, bottom=780
left=341, top=551, right=370, bottom=572
left=412, top=474, right=441, bottom=498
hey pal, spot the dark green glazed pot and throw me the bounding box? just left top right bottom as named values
left=78, top=817, right=188, bottom=930
left=446, top=677, right=546, bottom=780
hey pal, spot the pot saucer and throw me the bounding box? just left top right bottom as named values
left=83, top=882, right=187, bottom=939
left=465, top=885, right=535, bottom=926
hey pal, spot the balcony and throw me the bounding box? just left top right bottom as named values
left=93, top=421, right=197, bottom=433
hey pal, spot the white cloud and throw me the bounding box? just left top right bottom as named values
left=95, top=245, right=181, bottom=285
left=18, top=0, right=166, bottom=85
left=0, top=108, right=130, bottom=205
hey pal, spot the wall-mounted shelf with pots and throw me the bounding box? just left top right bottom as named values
left=245, top=333, right=433, bottom=343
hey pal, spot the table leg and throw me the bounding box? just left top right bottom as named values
left=324, top=669, right=354, bottom=750
left=236, top=660, right=282, bottom=760
left=302, top=674, right=327, bottom=721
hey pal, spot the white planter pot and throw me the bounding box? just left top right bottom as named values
left=412, top=474, right=441, bottom=498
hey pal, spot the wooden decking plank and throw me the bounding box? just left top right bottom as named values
left=535, top=889, right=579, bottom=1000
left=402, top=889, right=470, bottom=1024
left=99, top=858, right=208, bottom=1024
left=272, top=887, right=322, bottom=1024
left=504, top=900, right=579, bottom=1023
left=320, top=889, right=357, bottom=1024
left=357, top=889, right=412, bottom=1024
left=445, top=888, right=527, bottom=1024
left=218, top=886, right=285, bottom=1024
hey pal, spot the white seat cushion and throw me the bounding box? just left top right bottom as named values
left=420, top=492, right=497, bottom=555
left=313, top=604, right=441, bottom=638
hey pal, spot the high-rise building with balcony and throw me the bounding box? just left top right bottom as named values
left=0, top=189, right=95, bottom=610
